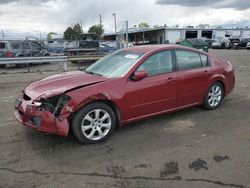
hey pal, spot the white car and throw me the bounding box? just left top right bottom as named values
left=246, top=42, right=250, bottom=50
left=211, top=38, right=230, bottom=49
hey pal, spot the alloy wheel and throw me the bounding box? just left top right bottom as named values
left=207, top=85, right=222, bottom=107
left=81, top=109, right=112, bottom=141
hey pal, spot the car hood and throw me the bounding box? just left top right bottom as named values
left=25, top=71, right=108, bottom=99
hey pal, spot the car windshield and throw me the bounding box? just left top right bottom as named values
left=85, top=50, right=144, bottom=78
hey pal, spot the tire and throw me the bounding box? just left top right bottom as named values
left=16, top=63, right=27, bottom=68
left=203, top=82, right=224, bottom=110
left=72, top=102, right=116, bottom=144
left=0, top=64, right=6, bottom=68
left=16, top=55, right=27, bottom=68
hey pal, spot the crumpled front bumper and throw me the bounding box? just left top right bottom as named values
left=15, top=97, right=70, bottom=136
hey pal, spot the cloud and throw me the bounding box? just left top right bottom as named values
left=0, top=0, right=250, bottom=37
left=155, top=0, right=250, bottom=10
left=0, top=0, right=53, bottom=5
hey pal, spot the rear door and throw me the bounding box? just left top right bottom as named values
left=174, top=50, right=211, bottom=107
left=21, top=42, right=32, bottom=57
left=124, top=50, right=177, bottom=121
left=10, top=41, right=22, bottom=56
left=30, top=43, right=41, bottom=56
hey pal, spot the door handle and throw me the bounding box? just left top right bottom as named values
left=166, top=77, right=175, bottom=82
left=203, top=70, right=210, bottom=74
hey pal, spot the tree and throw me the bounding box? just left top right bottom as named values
left=88, top=24, right=104, bottom=38
left=63, top=27, right=75, bottom=40
left=73, top=23, right=83, bottom=37
left=63, top=23, right=83, bottom=40
left=47, top=32, right=57, bottom=39
left=138, top=22, right=150, bottom=28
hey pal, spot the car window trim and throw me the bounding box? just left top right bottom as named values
left=199, top=53, right=211, bottom=67
left=173, top=49, right=208, bottom=71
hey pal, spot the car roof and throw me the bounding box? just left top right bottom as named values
left=120, top=44, right=207, bottom=54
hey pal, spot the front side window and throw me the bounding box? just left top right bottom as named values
left=137, top=50, right=173, bottom=76
left=86, top=50, right=144, bottom=78
left=175, top=50, right=202, bottom=71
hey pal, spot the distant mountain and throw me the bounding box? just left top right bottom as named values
left=222, top=21, right=250, bottom=29
left=0, top=30, right=47, bottom=39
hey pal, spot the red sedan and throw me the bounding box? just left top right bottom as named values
left=15, top=45, right=235, bottom=144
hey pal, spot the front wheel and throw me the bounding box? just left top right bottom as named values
left=203, top=82, right=224, bottom=110
left=72, top=102, right=116, bottom=144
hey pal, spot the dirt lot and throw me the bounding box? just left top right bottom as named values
left=0, top=49, right=250, bottom=188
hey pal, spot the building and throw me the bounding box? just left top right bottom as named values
left=103, top=27, right=250, bottom=44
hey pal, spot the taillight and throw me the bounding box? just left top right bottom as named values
left=5, top=50, right=13, bottom=57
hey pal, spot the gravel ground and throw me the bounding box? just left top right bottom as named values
left=0, top=49, right=250, bottom=188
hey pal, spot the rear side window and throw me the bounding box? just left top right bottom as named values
left=175, top=50, right=202, bottom=71
left=137, top=50, right=173, bottom=76
left=200, top=54, right=209, bottom=67
left=0, top=42, right=6, bottom=49
left=11, top=42, right=20, bottom=49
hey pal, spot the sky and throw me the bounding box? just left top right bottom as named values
left=0, top=0, right=250, bottom=37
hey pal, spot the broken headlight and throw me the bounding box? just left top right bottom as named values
left=35, top=94, right=71, bottom=116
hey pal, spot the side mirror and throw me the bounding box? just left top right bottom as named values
left=132, top=71, right=147, bottom=81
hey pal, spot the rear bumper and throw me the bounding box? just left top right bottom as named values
left=15, top=98, right=70, bottom=136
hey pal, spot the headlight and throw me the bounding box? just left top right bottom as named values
left=36, top=94, right=71, bottom=116
left=33, top=101, right=42, bottom=106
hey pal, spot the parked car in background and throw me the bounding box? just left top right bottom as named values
left=247, top=42, right=250, bottom=50
left=63, top=33, right=100, bottom=56
left=229, top=37, right=240, bottom=49
left=211, top=37, right=230, bottom=49
left=99, top=41, right=117, bottom=53
left=0, top=40, right=50, bottom=68
left=239, top=38, right=250, bottom=48
left=44, top=39, right=64, bottom=53
left=204, top=38, right=216, bottom=48
left=15, top=45, right=235, bottom=144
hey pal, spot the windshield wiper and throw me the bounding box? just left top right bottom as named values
left=85, top=70, right=103, bottom=76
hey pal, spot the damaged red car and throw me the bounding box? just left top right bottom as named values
left=15, top=45, right=235, bottom=144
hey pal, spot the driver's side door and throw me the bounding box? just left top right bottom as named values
left=123, top=50, right=177, bottom=122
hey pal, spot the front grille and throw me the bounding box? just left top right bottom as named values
left=23, top=93, right=31, bottom=101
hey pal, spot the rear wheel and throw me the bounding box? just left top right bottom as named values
left=15, top=55, right=27, bottom=68
left=203, top=82, right=224, bottom=110
left=0, top=64, right=6, bottom=68
left=72, top=102, right=116, bottom=144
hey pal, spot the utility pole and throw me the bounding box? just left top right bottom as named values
left=125, top=20, right=129, bottom=48
left=112, top=13, right=117, bottom=33
left=80, top=20, right=83, bottom=32
left=2, top=30, right=4, bottom=37
left=99, top=14, right=103, bottom=28
left=112, top=13, right=119, bottom=49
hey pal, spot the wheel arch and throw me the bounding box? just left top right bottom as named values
left=15, top=53, right=24, bottom=57
left=208, top=74, right=226, bottom=96
left=71, top=94, right=121, bottom=128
